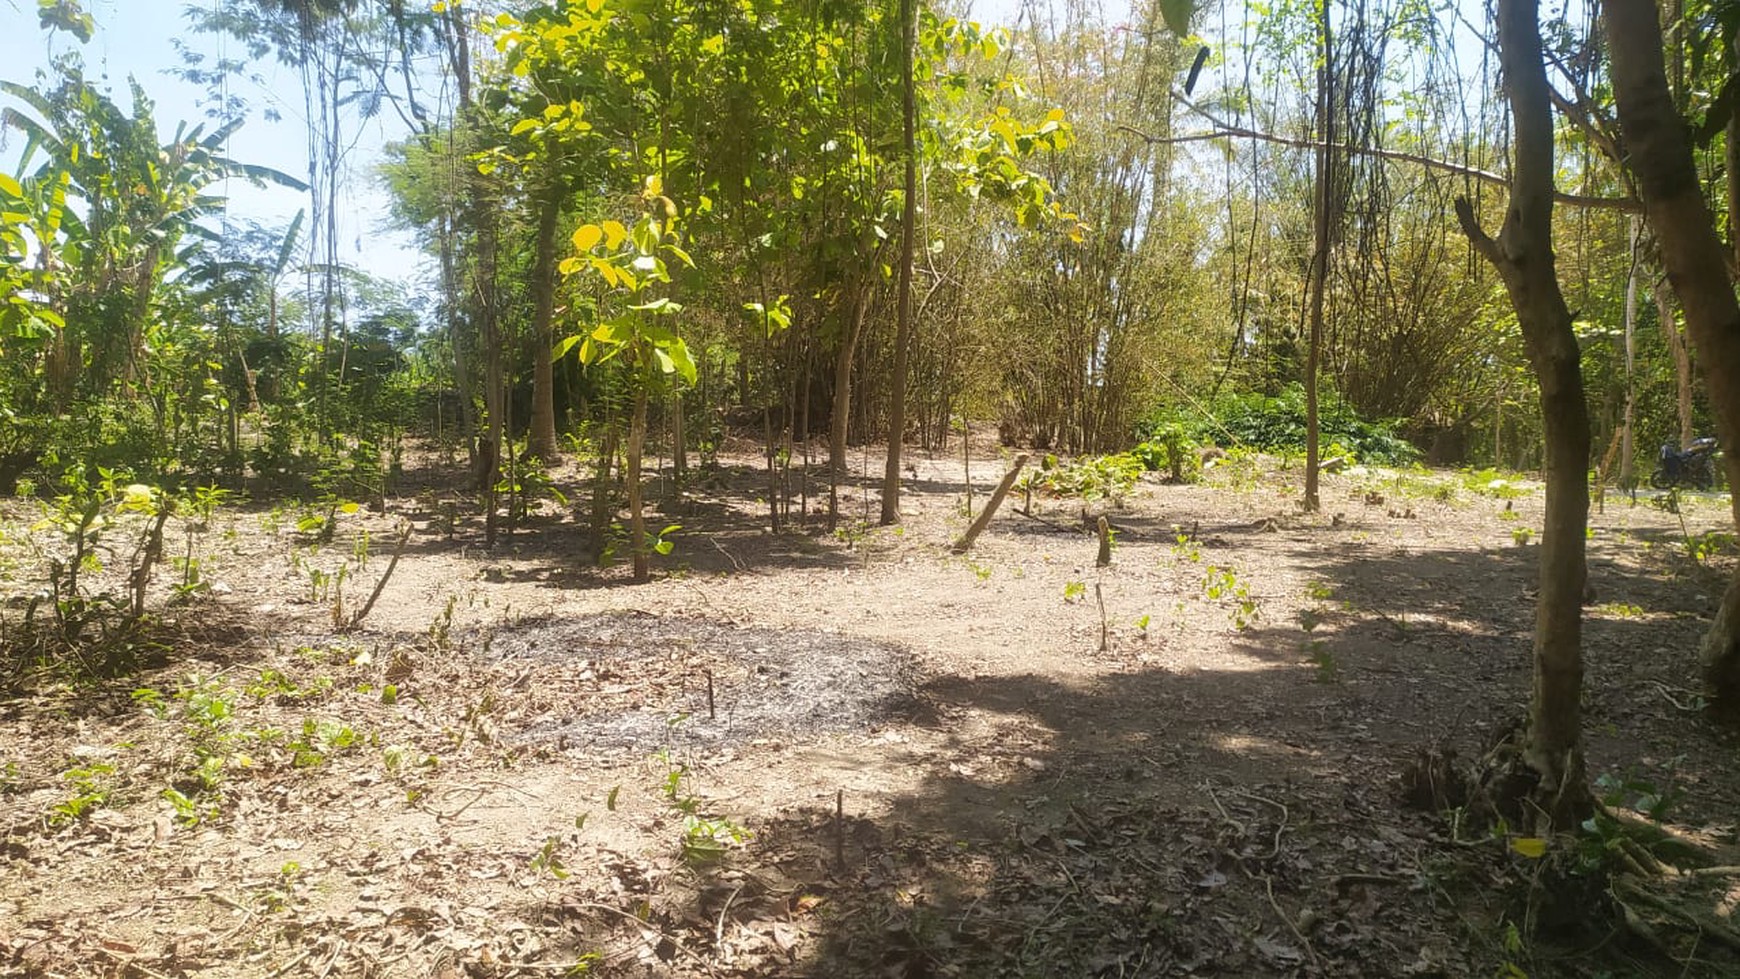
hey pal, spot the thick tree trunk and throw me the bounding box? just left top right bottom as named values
left=1454, top=0, right=1590, bottom=826
left=1606, top=0, right=1740, bottom=706
left=879, top=0, right=919, bottom=525
left=528, top=185, right=563, bottom=463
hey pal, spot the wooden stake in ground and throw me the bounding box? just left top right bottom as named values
left=1095, top=582, right=1109, bottom=653
left=1096, top=515, right=1112, bottom=567
left=834, top=790, right=845, bottom=871
left=951, top=454, right=1029, bottom=554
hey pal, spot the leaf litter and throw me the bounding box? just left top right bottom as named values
left=3, top=444, right=1740, bottom=976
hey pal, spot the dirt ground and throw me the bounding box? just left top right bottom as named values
left=3, top=436, right=1740, bottom=978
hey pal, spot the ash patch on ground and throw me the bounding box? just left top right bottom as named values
left=485, top=611, right=920, bottom=753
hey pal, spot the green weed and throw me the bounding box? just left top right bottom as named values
left=49, top=760, right=116, bottom=826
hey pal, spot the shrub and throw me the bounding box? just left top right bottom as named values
left=1026, top=452, right=1145, bottom=501
left=1140, top=384, right=1421, bottom=466
left=1133, top=422, right=1202, bottom=482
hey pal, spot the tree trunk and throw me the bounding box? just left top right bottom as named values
left=879, top=0, right=919, bottom=526
left=1606, top=0, right=1740, bottom=706
left=1652, top=278, right=1696, bottom=448
left=1619, top=217, right=1639, bottom=488
left=628, top=377, right=650, bottom=583
left=528, top=184, right=563, bottom=463
left=589, top=420, right=618, bottom=558
left=1303, top=0, right=1333, bottom=514
left=438, top=209, right=479, bottom=471
left=1454, top=0, right=1590, bottom=827
left=476, top=198, right=505, bottom=545
left=1727, top=46, right=1740, bottom=276
left=828, top=286, right=871, bottom=530
left=672, top=391, right=686, bottom=494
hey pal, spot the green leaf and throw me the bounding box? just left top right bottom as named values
left=1158, top=0, right=1195, bottom=35
left=606, top=786, right=620, bottom=810
left=0, top=173, right=21, bottom=199
left=663, top=338, right=697, bottom=385
left=552, top=333, right=584, bottom=361
left=510, top=118, right=540, bottom=136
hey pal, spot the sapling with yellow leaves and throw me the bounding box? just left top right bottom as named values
left=554, top=177, right=697, bottom=582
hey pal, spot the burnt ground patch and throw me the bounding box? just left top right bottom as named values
left=486, top=611, right=922, bottom=754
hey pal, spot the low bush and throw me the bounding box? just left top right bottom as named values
left=1141, top=384, right=1421, bottom=466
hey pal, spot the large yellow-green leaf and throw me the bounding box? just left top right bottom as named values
left=1509, top=837, right=1548, bottom=859
left=572, top=224, right=604, bottom=252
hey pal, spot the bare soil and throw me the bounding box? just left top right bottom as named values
left=3, top=438, right=1740, bottom=978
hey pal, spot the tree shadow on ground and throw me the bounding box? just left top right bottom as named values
left=350, top=460, right=869, bottom=589
left=751, top=663, right=1514, bottom=978
left=702, top=533, right=1740, bottom=978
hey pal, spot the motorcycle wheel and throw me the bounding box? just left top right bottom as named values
left=1694, top=468, right=1714, bottom=491
left=1650, top=469, right=1675, bottom=490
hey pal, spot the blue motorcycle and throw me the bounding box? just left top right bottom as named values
left=1651, top=436, right=1720, bottom=491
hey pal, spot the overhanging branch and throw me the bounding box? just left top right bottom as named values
left=1118, top=122, right=1642, bottom=213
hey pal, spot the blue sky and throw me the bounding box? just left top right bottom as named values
left=0, top=0, right=430, bottom=283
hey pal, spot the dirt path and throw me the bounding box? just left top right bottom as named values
left=3, top=443, right=1738, bottom=977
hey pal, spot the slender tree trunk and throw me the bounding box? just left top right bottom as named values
left=1303, top=0, right=1334, bottom=513
left=1619, top=217, right=1639, bottom=487
left=628, top=377, right=650, bottom=582
left=672, top=391, right=686, bottom=494
left=477, top=199, right=505, bottom=545
left=589, top=420, right=618, bottom=557
left=438, top=210, right=478, bottom=471
left=879, top=0, right=919, bottom=525
left=528, top=184, right=563, bottom=462
left=1454, top=0, right=1590, bottom=826
left=829, top=287, right=870, bottom=530
left=1652, top=278, right=1696, bottom=447
left=1607, top=0, right=1740, bottom=706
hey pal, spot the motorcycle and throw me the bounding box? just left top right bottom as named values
left=1650, top=436, right=1720, bottom=491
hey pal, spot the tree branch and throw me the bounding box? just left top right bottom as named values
left=1453, top=195, right=1503, bottom=266
left=1118, top=122, right=1642, bottom=212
